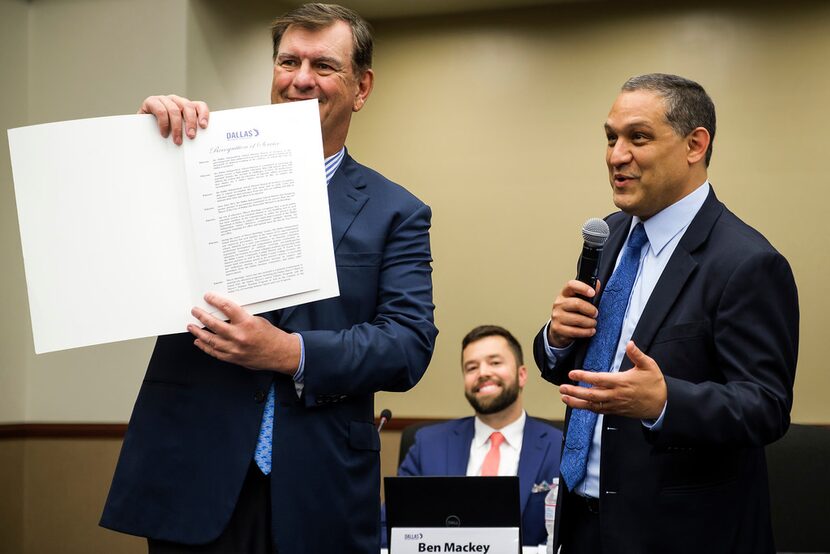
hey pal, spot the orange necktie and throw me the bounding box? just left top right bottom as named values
left=481, top=431, right=505, bottom=476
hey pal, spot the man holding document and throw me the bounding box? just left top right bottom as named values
left=100, top=4, right=437, bottom=552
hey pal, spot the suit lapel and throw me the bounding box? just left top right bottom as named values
left=328, top=153, right=369, bottom=251
left=448, top=418, right=475, bottom=475
left=623, top=189, right=724, bottom=367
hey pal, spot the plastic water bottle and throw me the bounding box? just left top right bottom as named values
left=544, top=478, right=560, bottom=554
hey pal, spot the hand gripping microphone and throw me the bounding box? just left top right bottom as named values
left=576, top=218, right=610, bottom=302
left=377, top=409, right=392, bottom=432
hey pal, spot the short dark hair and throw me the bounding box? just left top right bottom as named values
left=622, top=73, right=716, bottom=166
left=270, top=3, right=373, bottom=74
left=462, top=325, right=524, bottom=366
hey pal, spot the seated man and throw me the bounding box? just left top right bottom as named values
left=389, top=325, right=563, bottom=546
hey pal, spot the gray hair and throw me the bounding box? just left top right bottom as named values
left=622, top=73, right=716, bottom=166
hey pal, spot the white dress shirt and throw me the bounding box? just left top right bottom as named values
left=545, top=181, right=710, bottom=498
left=466, top=411, right=526, bottom=477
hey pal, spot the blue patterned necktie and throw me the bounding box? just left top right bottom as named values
left=560, top=222, right=649, bottom=491
left=254, top=384, right=275, bottom=474
left=254, top=310, right=282, bottom=475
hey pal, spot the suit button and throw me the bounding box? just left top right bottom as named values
left=254, top=391, right=267, bottom=403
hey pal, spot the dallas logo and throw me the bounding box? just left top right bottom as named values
left=226, top=128, right=260, bottom=140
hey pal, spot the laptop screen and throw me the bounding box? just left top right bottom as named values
left=384, top=476, right=522, bottom=548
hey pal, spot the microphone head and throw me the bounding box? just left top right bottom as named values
left=380, top=409, right=392, bottom=421
left=582, top=218, right=610, bottom=248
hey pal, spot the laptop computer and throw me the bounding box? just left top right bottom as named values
left=384, top=475, right=522, bottom=552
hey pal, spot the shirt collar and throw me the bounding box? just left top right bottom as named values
left=324, top=147, right=346, bottom=185
left=634, top=181, right=710, bottom=256
left=473, top=410, right=526, bottom=449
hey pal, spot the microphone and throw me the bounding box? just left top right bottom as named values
left=576, top=218, right=610, bottom=302
left=377, top=409, right=392, bottom=432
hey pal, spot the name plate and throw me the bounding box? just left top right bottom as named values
left=390, top=527, right=520, bottom=553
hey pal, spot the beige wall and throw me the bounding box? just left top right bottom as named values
left=0, top=431, right=402, bottom=552
left=20, top=439, right=144, bottom=553
left=2, top=0, right=192, bottom=424
left=0, top=5, right=28, bottom=549
left=0, top=438, right=145, bottom=553
left=0, top=0, right=30, bottom=425
left=0, top=440, right=24, bottom=553
left=1, top=0, right=827, bottom=423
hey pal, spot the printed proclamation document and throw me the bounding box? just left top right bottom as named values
left=8, top=100, right=338, bottom=354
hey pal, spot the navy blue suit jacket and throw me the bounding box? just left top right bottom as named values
left=101, top=153, right=438, bottom=552
left=534, top=188, right=799, bottom=554
left=396, top=416, right=563, bottom=546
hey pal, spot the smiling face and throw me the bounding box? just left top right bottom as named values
left=271, top=21, right=373, bottom=156
left=605, top=89, right=705, bottom=219
left=462, top=336, right=527, bottom=416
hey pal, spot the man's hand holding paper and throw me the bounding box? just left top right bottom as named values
left=138, top=94, right=210, bottom=145
left=188, top=291, right=300, bottom=375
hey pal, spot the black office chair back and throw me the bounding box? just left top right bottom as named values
left=398, top=421, right=443, bottom=467
left=767, top=423, right=830, bottom=553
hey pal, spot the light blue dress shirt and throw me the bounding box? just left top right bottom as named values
left=544, top=181, right=710, bottom=497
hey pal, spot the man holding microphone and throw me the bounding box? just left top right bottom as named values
left=535, top=73, right=798, bottom=553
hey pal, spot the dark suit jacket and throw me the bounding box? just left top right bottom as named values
left=100, top=153, right=438, bottom=552
left=395, top=416, right=563, bottom=546
left=534, top=188, right=798, bottom=554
